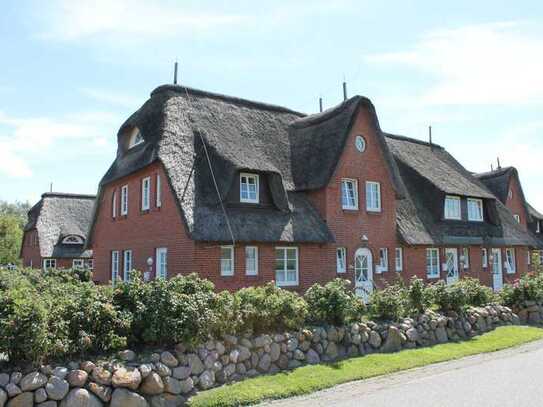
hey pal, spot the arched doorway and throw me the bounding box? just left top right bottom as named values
left=354, top=248, right=373, bottom=303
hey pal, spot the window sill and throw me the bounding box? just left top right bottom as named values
left=427, top=275, right=440, bottom=279
left=220, top=273, right=234, bottom=278
left=342, top=207, right=359, bottom=211
left=366, top=208, right=382, bottom=214
left=276, top=282, right=299, bottom=287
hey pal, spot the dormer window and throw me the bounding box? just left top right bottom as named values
left=514, top=214, right=521, bottom=223
left=240, top=173, right=259, bottom=203
left=444, top=195, right=461, bottom=220
left=62, top=235, right=84, bottom=244
left=467, top=198, right=484, bottom=222
left=128, top=127, right=144, bottom=149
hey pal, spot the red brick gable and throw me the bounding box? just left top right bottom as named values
left=505, top=175, right=529, bottom=229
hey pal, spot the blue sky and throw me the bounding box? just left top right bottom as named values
left=1, top=0, right=542, bottom=209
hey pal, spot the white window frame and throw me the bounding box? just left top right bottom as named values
left=72, top=259, right=85, bottom=269
left=426, top=248, right=440, bottom=278
left=121, top=185, right=128, bottom=216
left=128, top=127, right=144, bottom=149
left=395, top=248, right=403, bottom=272
left=505, top=248, right=516, bottom=274
left=275, top=247, right=299, bottom=287
left=366, top=181, right=382, bottom=212
left=341, top=179, right=358, bottom=210
left=220, top=246, right=234, bottom=276
left=467, top=198, right=484, bottom=222
left=514, top=214, right=521, bottom=223
left=123, top=250, right=133, bottom=282
left=528, top=250, right=531, bottom=265
left=112, top=191, right=117, bottom=218
left=43, top=259, right=56, bottom=270
left=156, top=174, right=162, bottom=208
left=462, top=248, right=470, bottom=269
left=240, top=173, right=259, bottom=204
left=141, top=177, right=151, bottom=211
left=156, top=247, right=168, bottom=279
left=444, top=195, right=461, bottom=220
left=336, top=247, right=346, bottom=274
left=111, top=251, right=119, bottom=284
left=245, top=246, right=258, bottom=276
left=482, top=248, right=488, bottom=268
left=62, top=235, right=84, bottom=244
left=378, top=248, right=388, bottom=273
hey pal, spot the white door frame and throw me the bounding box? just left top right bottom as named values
left=492, top=248, right=503, bottom=292
left=445, top=248, right=459, bottom=285
left=354, top=248, right=373, bottom=303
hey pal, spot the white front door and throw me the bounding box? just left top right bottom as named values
left=354, top=248, right=373, bottom=303
left=492, top=248, right=503, bottom=291
left=445, top=248, right=459, bottom=285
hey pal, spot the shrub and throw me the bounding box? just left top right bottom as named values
left=112, top=273, right=219, bottom=346
left=405, top=277, right=433, bottom=315
left=231, top=283, right=308, bottom=335
left=367, top=283, right=407, bottom=321
left=304, top=279, right=365, bottom=325
left=500, top=272, right=543, bottom=307
left=457, top=277, right=496, bottom=306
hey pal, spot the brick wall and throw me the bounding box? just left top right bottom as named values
left=505, top=176, right=528, bottom=229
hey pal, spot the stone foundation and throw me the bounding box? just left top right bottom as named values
left=0, top=305, right=519, bottom=407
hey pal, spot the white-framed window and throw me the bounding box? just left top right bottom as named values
left=112, top=191, right=117, bottom=218
left=444, top=196, right=461, bottom=220
left=62, top=235, right=84, bottom=244
left=121, top=185, right=128, bottom=215
left=366, top=181, right=381, bottom=212
left=156, top=247, right=167, bottom=279
left=240, top=173, right=259, bottom=203
left=482, top=248, right=488, bottom=268
left=336, top=247, right=346, bottom=274
left=462, top=248, right=469, bottom=269
left=141, top=177, right=151, bottom=211
left=508, top=189, right=513, bottom=200
left=128, top=127, right=144, bottom=149
left=395, top=248, right=403, bottom=272
left=467, top=198, right=484, bottom=222
left=156, top=174, right=162, bottom=208
left=123, top=250, right=133, bottom=282
left=505, top=248, right=516, bottom=274
left=528, top=250, right=531, bottom=265
left=73, top=259, right=85, bottom=269
left=378, top=248, right=388, bottom=272
left=514, top=214, right=521, bottom=223
left=426, top=248, right=440, bottom=278
left=43, top=259, right=56, bottom=270
left=341, top=179, right=358, bottom=210
left=111, top=251, right=119, bottom=284
left=220, top=246, right=234, bottom=276
left=275, top=247, right=299, bottom=286
left=245, top=246, right=258, bottom=276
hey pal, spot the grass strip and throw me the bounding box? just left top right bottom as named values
left=188, top=326, right=543, bottom=407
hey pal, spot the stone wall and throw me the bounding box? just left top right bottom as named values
left=0, top=304, right=518, bottom=407
left=513, top=300, right=543, bottom=324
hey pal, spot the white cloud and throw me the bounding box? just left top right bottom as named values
left=37, top=0, right=246, bottom=42
left=368, top=22, right=543, bottom=105
left=0, top=110, right=120, bottom=179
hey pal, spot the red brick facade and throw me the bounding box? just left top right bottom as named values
left=505, top=175, right=529, bottom=230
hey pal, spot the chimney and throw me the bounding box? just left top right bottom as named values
left=319, top=97, right=323, bottom=113
left=343, top=81, right=347, bottom=101
left=173, top=61, right=178, bottom=85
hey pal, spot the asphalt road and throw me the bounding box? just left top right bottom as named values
left=261, top=339, right=543, bottom=407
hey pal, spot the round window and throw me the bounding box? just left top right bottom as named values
left=355, top=135, right=366, bottom=152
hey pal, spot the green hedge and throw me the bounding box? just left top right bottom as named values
left=0, top=267, right=539, bottom=364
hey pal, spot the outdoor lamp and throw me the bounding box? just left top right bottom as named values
left=144, top=257, right=153, bottom=282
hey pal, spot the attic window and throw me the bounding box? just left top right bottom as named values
left=467, top=198, right=484, bottom=222
left=240, top=173, right=259, bottom=203
left=514, top=214, right=521, bottom=223
left=444, top=196, right=461, bottom=220
left=62, top=235, right=84, bottom=244
left=355, top=135, right=366, bottom=152
left=128, top=127, right=144, bottom=149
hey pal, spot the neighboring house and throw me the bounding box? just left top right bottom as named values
left=87, top=84, right=538, bottom=296
left=388, top=136, right=538, bottom=291
left=20, top=193, right=95, bottom=270
left=527, top=203, right=543, bottom=262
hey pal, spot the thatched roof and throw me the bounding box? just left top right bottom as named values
left=474, top=166, right=533, bottom=223
left=88, top=84, right=405, bottom=244
left=528, top=203, right=543, bottom=220
left=25, top=193, right=95, bottom=258
left=385, top=134, right=538, bottom=247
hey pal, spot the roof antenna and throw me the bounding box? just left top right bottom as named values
left=173, top=60, right=178, bottom=85
left=319, top=97, right=323, bottom=113
left=428, top=125, right=433, bottom=147
left=50, top=182, right=53, bottom=193
left=491, top=163, right=494, bottom=171
left=342, top=80, right=348, bottom=101
left=497, top=157, right=501, bottom=170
